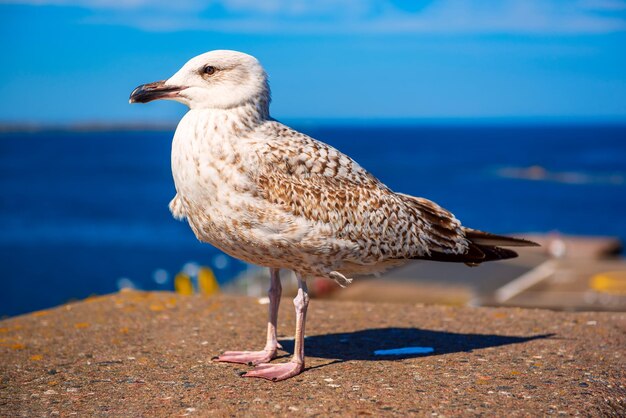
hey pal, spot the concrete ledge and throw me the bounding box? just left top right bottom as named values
left=1, top=291, right=624, bottom=416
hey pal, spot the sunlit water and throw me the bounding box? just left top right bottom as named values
left=1, top=124, right=625, bottom=316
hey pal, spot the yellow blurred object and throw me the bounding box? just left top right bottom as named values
left=174, top=272, right=194, bottom=295
left=198, top=267, right=220, bottom=295
left=590, top=271, right=626, bottom=295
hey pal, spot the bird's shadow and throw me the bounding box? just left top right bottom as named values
left=279, top=327, right=554, bottom=362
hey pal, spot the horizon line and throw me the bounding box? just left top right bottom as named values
left=2, top=116, right=626, bottom=133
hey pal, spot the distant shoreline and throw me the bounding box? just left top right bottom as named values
left=2, top=118, right=626, bottom=133
left=0, top=122, right=177, bottom=133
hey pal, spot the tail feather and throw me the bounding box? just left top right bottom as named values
left=463, top=228, right=540, bottom=247
left=414, top=229, right=538, bottom=266
left=475, top=245, right=519, bottom=262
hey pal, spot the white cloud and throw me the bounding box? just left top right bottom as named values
left=4, top=0, right=626, bottom=34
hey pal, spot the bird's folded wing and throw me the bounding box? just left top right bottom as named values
left=249, top=124, right=468, bottom=261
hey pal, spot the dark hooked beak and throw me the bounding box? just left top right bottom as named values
left=129, top=80, right=186, bottom=104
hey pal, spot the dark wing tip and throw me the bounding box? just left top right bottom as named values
left=464, top=228, right=540, bottom=248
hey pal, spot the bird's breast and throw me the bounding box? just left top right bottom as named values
left=169, top=111, right=262, bottom=245
left=171, top=112, right=253, bottom=202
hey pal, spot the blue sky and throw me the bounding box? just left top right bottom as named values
left=1, top=0, right=625, bottom=124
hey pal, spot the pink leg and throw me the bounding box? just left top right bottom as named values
left=244, top=273, right=309, bottom=381
left=214, top=268, right=282, bottom=365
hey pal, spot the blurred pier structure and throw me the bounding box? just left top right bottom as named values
left=224, top=234, right=626, bottom=312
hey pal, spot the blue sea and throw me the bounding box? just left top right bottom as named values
left=1, top=124, right=625, bottom=316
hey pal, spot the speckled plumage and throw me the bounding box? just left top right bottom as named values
left=170, top=107, right=471, bottom=284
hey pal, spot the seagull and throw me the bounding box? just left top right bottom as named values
left=130, top=50, right=538, bottom=381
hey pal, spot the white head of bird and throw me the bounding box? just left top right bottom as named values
left=129, top=50, right=269, bottom=112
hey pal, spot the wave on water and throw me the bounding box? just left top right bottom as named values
left=495, top=165, right=625, bottom=186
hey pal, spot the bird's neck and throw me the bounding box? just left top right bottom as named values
left=241, top=94, right=270, bottom=125
left=187, top=95, right=269, bottom=135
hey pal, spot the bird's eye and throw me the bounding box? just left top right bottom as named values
left=202, top=65, right=216, bottom=76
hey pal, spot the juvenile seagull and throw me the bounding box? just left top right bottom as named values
left=130, top=50, right=538, bottom=381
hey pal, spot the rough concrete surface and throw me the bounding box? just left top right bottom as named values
left=1, top=291, right=624, bottom=416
